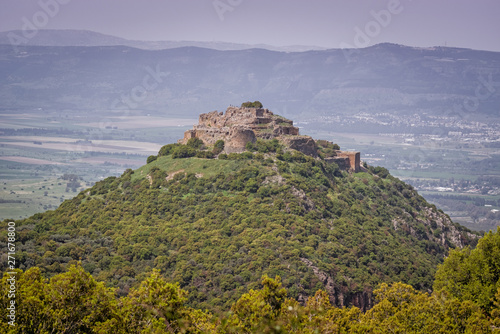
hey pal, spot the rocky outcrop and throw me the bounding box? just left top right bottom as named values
left=419, top=207, right=477, bottom=248
left=392, top=206, right=478, bottom=249
left=281, top=136, right=318, bottom=158
left=300, top=258, right=337, bottom=305
left=300, top=257, right=373, bottom=311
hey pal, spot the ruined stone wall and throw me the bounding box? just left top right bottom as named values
left=225, top=127, right=256, bottom=153
left=273, top=124, right=299, bottom=136
left=178, top=106, right=360, bottom=162
left=335, top=151, right=361, bottom=172
left=326, top=157, right=350, bottom=171
left=198, top=107, right=275, bottom=129
left=181, top=106, right=300, bottom=153
left=198, top=111, right=225, bottom=128
left=182, top=130, right=197, bottom=142
left=189, top=128, right=229, bottom=146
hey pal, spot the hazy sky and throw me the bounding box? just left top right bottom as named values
left=1, top=0, right=500, bottom=51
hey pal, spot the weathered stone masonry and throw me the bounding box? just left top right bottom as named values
left=327, top=151, right=361, bottom=173
left=180, top=106, right=361, bottom=172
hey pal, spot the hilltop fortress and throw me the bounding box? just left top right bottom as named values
left=180, top=105, right=360, bottom=172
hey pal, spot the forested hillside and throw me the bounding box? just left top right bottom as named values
left=1, top=228, right=499, bottom=333
left=0, top=137, right=476, bottom=314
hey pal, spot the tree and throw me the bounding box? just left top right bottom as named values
left=0, top=265, right=119, bottom=333
left=119, top=269, right=213, bottom=333
left=147, top=155, right=157, bottom=164
left=213, top=140, right=225, bottom=155
left=434, top=227, right=500, bottom=312
left=363, top=282, right=490, bottom=333
left=172, top=145, right=197, bottom=159
left=241, top=101, right=263, bottom=108
left=196, top=150, right=215, bottom=159
left=228, top=275, right=286, bottom=332
left=186, top=137, right=204, bottom=149
left=158, top=143, right=180, bottom=156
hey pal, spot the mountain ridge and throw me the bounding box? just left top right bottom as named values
left=1, top=41, right=499, bottom=119
left=0, top=29, right=329, bottom=52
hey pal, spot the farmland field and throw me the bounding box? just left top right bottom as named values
left=0, top=111, right=192, bottom=220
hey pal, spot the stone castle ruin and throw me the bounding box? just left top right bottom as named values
left=180, top=106, right=361, bottom=172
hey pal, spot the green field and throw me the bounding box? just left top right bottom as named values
left=0, top=111, right=192, bottom=220
left=0, top=176, right=83, bottom=219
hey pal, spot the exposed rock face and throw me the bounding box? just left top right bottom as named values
left=301, top=258, right=337, bottom=304
left=392, top=206, right=477, bottom=249
left=300, top=257, right=373, bottom=311
left=282, top=136, right=318, bottom=158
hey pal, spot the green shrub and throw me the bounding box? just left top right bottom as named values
left=186, top=137, right=204, bottom=149
left=172, top=145, right=197, bottom=159
left=213, top=140, right=225, bottom=155
left=195, top=151, right=214, bottom=159
left=158, top=143, right=180, bottom=156
left=246, top=139, right=282, bottom=153
left=241, top=101, right=263, bottom=108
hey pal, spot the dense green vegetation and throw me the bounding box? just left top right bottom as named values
left=0, top=139, right=477, bottom=317
left=241, top=101, right=263, bottom=108
left=316, top=140, right=341, bottom=159
left=434, top=228, right=500, bottom=313
left=3, top=231, right=500, bottom=333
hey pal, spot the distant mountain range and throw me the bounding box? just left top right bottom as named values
left=0, top=29, right=328, bottom=52
left=0, top=29, right=499, bottom=119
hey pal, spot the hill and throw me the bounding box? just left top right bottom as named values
left=0, top=105, right=477, bottom=313
left=1, top=41, right=499, bottom=118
